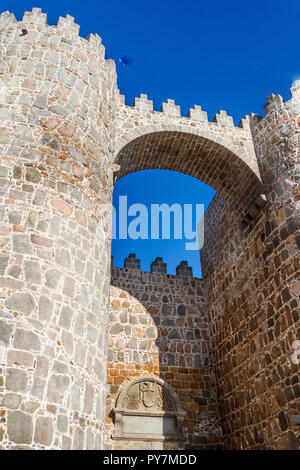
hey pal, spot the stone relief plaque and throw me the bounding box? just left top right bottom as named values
left=123, top=379, right=176, bottom=411
left=112, top=376, right=186, bottom=442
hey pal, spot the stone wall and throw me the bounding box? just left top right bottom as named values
left=0, top=9, right=118, bottom=449
left=0, top=6, right=299, bottom=451
left=200, top=85, right=300, bottom=450
left=114, top=100, right=263, bottom=212
left=105, top=255, right=223, bottom=450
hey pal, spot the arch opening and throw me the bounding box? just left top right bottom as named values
left=107, top=128, right=264, bottom=449
left=111, top=169, right=215, bottom=277
left=114, top=130, right=263, bottom=210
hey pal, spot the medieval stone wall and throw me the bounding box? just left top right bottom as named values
left=200, top=85, right=300, bottom=450
left=0, top=6, right=299, bottom=451
left=114, top=96, right=263, bottom=212
left=106, top=256, right=223, bottom=450
left=0, top=9, right=118, bottom=449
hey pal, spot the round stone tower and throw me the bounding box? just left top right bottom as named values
left=0, top=8, right=118, bottom=449
left=247, top=84, right=300, bottom=450
left=251, top=82, right=300, bottom=206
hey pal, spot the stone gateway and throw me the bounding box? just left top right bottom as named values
left=0, top=8, right=299, bottom=450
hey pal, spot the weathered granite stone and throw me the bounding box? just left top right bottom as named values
left=7, top=411, right=33, bottom=444
left=47, top=375, right=70, bottom=404
left=5, top=293, right=35, bottom=315
left=34, top=416, right=53, bottom=446
left=13, top=329, right=40, bottom=352
left=2, top=394, right=22, bottom=409
left=0, top=320, right=13, bottom=346
left=6, top=369, right=28, bottom=393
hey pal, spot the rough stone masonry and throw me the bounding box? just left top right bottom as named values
left=0, top=8, right=299, bottom=450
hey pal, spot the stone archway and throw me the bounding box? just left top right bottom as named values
left=108, top=126, right=266, bottom=450
left=114, top=129, right=264, bottom=217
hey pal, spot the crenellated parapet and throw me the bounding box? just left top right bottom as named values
left=116, top=93, right=255, bottom=160
left=119, top=93, right=252, bottom=131
left=176, top=260, right=193, bottom=277
left=134, top=93, right=153, bottom=111
left=201, top=82, right=300, bottom=451
left=112, top=253, right=195, bottom=278
left=0, top=8, right=107, bottom=59
left=124, top=253, right=141, bottom=270
left=212, top=110, right=234, bottom=128
left=151, top=256, right=167, bottom=274
left=115, top=93, right=262, bottom=217
left=187, top=105, right=208, bottom=122
left=160, top=98, right=181, bottom=116
left=250, top=81, right=300, bottom=205
left=238, top=114, right=251, bottom=131
left=115, top=93, right=265, bottom=226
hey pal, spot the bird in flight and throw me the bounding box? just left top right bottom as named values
left=119, top=56, right=132, bottom=67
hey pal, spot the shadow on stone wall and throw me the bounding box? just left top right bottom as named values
left=105, top=254, right=223, bottom=450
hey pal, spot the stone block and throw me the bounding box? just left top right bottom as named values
left=6, top=368, right=28, bottom=393
left=0, top=254, right=9, bottom=275
left=24, top=260, right=41, bottom=284
left=71, top=384, right=81, bottom=411
left=34, top=416, right=53, bottom=446
left=2, top=393, right=22, bottom=410
left=13, top=328, right=40, bottom=352
left=57, top=414, right=68, bottom=433
left=31, top=356, right=49, bottom=399
left=73, top=427, right=84, bottom=450
left=59, top=305, right=73, bottom=330
left=7, top=411, right=33, bottom=444
left=7, top=350, right=34, bottom=368
left=38, top=296, right=53, bottom=322
left=12, top=234, right=32, bottom=254
left=5, top=292, right=35, bottom=315
left=0, top=319, right=13, bottom=346
left=134, top=94, right=153, bottom=111
left=47, top=374, right=70, bottom=404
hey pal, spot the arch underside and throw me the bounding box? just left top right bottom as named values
left=115, top=131, right=263, bottom=210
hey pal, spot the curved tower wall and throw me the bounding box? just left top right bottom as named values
left=0, top=9, right=118, bottom=449
left=201, top=86, right=300, bottom=449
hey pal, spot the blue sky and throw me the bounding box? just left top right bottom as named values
left=112, top=171, right=215, bottom=276
left=4, top=0, right=300, bottom=276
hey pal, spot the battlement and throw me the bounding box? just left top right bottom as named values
left=119, top=93, right=251, bottom=132
left=111, top=254, right=198, bottom=278
left=0, top=8, right=106, bottom=59
left=250, top=80, right=300, bottom=130
left=0, top=7, right=258, bottom=140
left=2, top=8, right=298, bottom=138
left=119, top=80, right=300, bottom=139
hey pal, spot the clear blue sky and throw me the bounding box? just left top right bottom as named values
left=4, top=1, right=300, bottom=276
